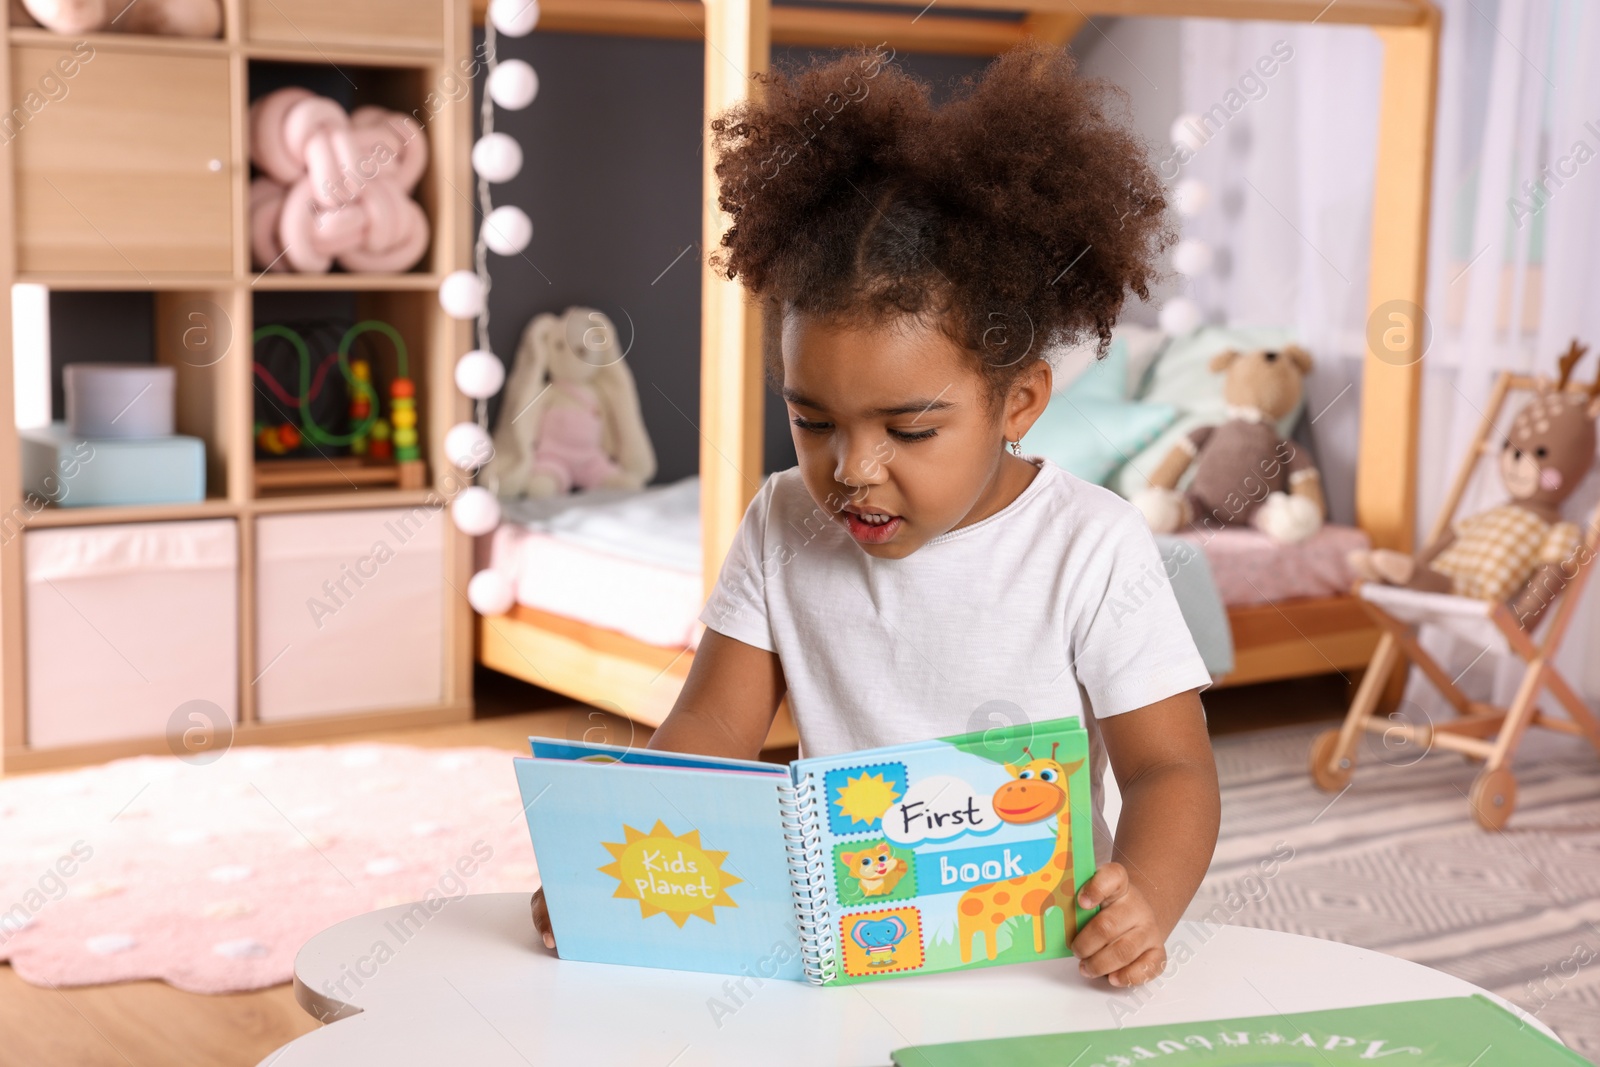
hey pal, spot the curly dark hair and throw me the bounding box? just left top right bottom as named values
left=708, top=39, right=1173, bottom=406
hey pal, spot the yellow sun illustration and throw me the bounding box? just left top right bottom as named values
left=598, top=821, right=742, bottom=927
left=834, top=772, right=902, bottom=826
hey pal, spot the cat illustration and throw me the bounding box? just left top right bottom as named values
left=840, top=842, right=908, bottom=898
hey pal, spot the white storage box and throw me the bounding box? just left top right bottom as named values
left=25, top=519, right=237, bottom=748
left=254, top=507, right=444, bottom=720
left=64, top=364, right=176, bottom=438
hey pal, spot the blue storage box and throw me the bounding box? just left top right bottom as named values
left=20, top=423, right=206, bottom=507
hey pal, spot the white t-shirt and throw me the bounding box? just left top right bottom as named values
left=697, top=453, right=1212, bottom=863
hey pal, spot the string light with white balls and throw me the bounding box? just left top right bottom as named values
left=438, top=0, right=541, bottom=617
left=1159, top=114, right=1211, bottom=337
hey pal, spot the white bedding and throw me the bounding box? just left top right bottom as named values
left=484, top=477, right=705, bottom=648
left=482, top=472, right=1363, bottom=660
left=498, top=477, right=701, bottom=572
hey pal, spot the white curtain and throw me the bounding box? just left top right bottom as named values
left=1414, top=0, right=1600, bottom=711
left=1178, top=2, right=1600, bottom=709
left=1172, top=18, right=1383, bottom=528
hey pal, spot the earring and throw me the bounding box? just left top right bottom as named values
left=1009, top=439, right=1022, bottom=457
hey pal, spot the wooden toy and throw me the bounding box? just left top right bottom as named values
left=1315, top=360, right=1600, bottom=829
left=252, top=321, right=425, bottom=490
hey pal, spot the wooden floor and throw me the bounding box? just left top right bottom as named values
left=0, top=667, right=1351, bottom=1067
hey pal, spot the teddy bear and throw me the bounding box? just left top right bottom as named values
left=1348, top=340, right=1599, bottom=629
left=484, top=307, right=657, bottom=499
left=13, top=0, right=222, bottom=37
left=1133, top=345, right=1326, bottom=544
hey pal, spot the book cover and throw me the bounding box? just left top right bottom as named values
left=512, top=754, right=806, bottom=980
left=794, top=718, right=1094, bottom=985
left=887, top=995, right=1588, bottom=1066
left=512, top=716, right=1094, bottom=986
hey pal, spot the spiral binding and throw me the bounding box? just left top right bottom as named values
left=778, top=772, right=837, bottom=985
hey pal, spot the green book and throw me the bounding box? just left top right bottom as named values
left=890, top=996, right=1587, bottom=1066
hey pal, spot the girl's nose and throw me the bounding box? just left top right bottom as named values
left=835, top=442, right=886, bottom=486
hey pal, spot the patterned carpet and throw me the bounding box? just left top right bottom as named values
left=1187, top=721, right=1600, bottom=1063
left=0, top=744, right=539, bottom=993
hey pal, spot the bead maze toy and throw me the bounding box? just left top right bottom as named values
left=252, top=319, right=427, bottom=491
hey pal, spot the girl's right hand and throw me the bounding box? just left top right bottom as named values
left=530, top=888, right=555, bottom=951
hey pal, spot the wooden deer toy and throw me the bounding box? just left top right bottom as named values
left=1348, top=339, right=1600, bottom=629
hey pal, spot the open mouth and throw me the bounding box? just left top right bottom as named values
left=996, top=800, right=1054, bottom=821
left=841, top=507, right=904, bottom=544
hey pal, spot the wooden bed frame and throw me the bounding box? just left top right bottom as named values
left=477, top=0, right=1439, bottom=741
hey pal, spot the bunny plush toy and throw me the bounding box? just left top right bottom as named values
left=484, top=307, right=657, bottom=499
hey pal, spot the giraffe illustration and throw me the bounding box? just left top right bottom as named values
left=956, top=744, right=1085, bottom=963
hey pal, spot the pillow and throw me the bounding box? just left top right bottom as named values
left=1107, top=325, right=1301, bottom=499
left=1023, top=336, right=1179, bottom=485
left=1047, top=324, right=1168, bottom=397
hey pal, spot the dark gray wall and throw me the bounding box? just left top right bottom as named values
left=477, top=32, right=994, bottom=482
left=45, top=37, right=995, bottom=485
left=49, top=292, right=154, bottom=421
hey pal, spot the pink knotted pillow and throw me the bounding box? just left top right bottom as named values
left=248, top=88, right=431, bottom=274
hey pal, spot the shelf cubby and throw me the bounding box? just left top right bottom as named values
left=249, top=288, right=439, bottom=498
left=11, top=288, right=238, bottom=517
left=246, top=59, right=447, bottom=279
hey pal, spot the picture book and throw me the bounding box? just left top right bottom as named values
left=512, top=716, right=1095, bottom=985
left=886, top=994, right=1587, bottom=1065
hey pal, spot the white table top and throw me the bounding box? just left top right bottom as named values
left=263, top=892, right=1540, bottom=1066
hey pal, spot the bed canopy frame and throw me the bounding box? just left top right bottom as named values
left=477, top=0, right=1439, bottom=745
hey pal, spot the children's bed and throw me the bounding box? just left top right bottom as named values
left=481, top=480, right=704, bottom=650
left=478, top=469, right=1377, bottom=696
left=476, top=0, right=1438, bottom=732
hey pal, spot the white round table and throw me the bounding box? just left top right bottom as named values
left=262, top=892, right=1544, bottom=1066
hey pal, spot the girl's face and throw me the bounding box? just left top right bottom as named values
left=780, top=311, right=1051, bottom=560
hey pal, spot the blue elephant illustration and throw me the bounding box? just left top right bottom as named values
left=849, top=915, right=908, bottom=967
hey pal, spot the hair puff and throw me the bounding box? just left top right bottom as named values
left=709, top=39, right=1174, bottom=399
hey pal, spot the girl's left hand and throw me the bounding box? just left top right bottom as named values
left=1069, top=861, right=1168, bottom=987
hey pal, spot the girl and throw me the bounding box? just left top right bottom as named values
left=533, top=39, right=1220, bottom=990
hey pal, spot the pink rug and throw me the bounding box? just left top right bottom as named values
left=0, top=743, right=539, bottom=993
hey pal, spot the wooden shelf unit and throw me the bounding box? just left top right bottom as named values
left=0, top=0, right=479, bottom=772
left=477, top=0, right=1438, bottom=730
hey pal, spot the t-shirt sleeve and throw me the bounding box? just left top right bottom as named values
left=697, top=475, right=779, bottom=653
left=1069, top=505, right=1213, bottom=719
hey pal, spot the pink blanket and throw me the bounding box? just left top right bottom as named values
left=1175, top=524, right=1370, bottom=607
